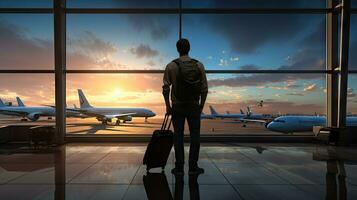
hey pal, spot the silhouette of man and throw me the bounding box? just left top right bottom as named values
left=163, top=38, right=208, bottom=175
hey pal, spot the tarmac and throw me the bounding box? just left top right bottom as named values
left=0, top=116, right=313, bottom=135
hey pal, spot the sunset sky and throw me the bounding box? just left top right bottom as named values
left=0, top=0, right=356, bottom=115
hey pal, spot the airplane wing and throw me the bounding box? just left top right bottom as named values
left=239, top=119, right=268, bottom=124
left=104, top=113, right=136, bottom=120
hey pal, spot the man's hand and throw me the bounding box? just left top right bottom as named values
left=166, top=105, right=173, bottom=115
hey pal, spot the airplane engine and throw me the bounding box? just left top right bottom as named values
left=27, top=113, right=40, bottom=121
left=122, top=116, right=132, bottom=122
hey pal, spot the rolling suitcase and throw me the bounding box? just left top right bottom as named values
left=143, top=172, right=173, bottom=200
left=143, top=114, right=173, bottom=171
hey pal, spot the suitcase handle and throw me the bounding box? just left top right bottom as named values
left=161, top=114, right=172, bottom=131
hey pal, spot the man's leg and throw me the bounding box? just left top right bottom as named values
left=187, top=112, right=202, bottom=171
left=172, top=111, right=185, bottom=171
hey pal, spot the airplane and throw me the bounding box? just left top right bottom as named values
left=209, top=105, right=265, bottom=120
left=209, top=106, right=246, bottom=119
left=246, top=106, right=264, bottom=119
left=266, top=115, right=357, bottom=133
left=0, top=97, right=55, bottom=121
left=201, top=112, right=215, bottom=119
left=67, top=89, right=156, bottom=125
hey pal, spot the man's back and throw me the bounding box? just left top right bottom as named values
left=163, top=56, right=208, bottom=106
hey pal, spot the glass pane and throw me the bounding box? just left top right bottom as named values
left=204, top=74, right=326, bottom=135
left=66, top=74, right=163, bottom=134
left=348, top=74, right=357, bottom=116
left=353, top=0, right=357, bottom=8
left=67, top=14, right=179, bottom=70
left=182, top=14, right=325, bottom=70
left=183, top=0, right=326, bottom=8
left=0, top=14, right=54, bottom=69
left=0, top=74, right=55, bottom=125
left=66, top=73, right=325, bottom=135
left=350, top=15, right=357, bottom=70
left=0, top=0, right=52, bottom=8
left=68, top=0, right=179, bottom=8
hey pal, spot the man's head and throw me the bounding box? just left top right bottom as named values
left=176, top=38, right=190, bottom=56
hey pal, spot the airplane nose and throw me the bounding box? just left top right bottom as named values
left=151, top=111, right=156, bottom=117
left=266, top=122, right=275, bottom=131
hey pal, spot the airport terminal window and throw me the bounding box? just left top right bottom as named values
left=0, top=75, right=55, bottom=125
left=182, top=14, right=326, bottom=70
left=67, top=0, right=179, bottom=8
left=64, top=73, right=325, bottom=135
left=0, top=0, right=52, bottom=8
left=182, top=0, right=326, bottom=8
left=0, top=14, right=54, bottom=70
left=348, top=75, right=357, bottom=116
left=350, top=15, right=357, bottom=70
left=66, top=14, right=179, bottom=70
left=1, top=1, right=353, bottom=139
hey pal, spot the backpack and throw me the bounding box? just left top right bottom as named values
left=173, top=59, right=202, bottom=102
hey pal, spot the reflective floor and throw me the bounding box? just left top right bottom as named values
left=0, top=143, right=357, bottom=200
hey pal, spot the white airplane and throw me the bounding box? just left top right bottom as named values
left=266, top=115, right=357, bottom=133
left=67, top=89, right=156, bottom=125
left=209, top=106, right=246, bottom=119
left=209, top=105, right=265, bottom=120
left=0, top=97, right=55, bottom=121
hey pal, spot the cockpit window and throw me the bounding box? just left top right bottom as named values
left=273, top=119, right=286, bottom=123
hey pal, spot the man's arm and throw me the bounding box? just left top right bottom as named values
left=199, top=63, right=208, bottom=111
left=162, top=64, right=172, bottom=114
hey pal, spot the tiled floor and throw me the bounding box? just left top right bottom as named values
left=0, top=143, right=357, bottom=200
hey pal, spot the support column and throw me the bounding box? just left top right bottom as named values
left=337, top=0, right=351, bottom=128
left=54, top=0, right=66, bottom=144
left=326, top=0, right=339, bottom=128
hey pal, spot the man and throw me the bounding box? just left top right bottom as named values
left=162, top=38, right=208, bottom=175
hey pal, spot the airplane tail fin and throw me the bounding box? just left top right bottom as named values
left=247, top=106, right=252, bottom=116
left=16, top=97, right=25, bottom=107
left=78, top=89, right=92, bottom=108
left=226, top=111, right=230, bottom=114
left=0, top=98, right=5, bottom=107
left=240, top=109, right=244, bottom=115
left=209, top=105, right=219, bottom=115
left=73, top=104, right=78, bottom=109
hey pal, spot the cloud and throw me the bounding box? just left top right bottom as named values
left=286, top=92, right=304, bottom=96
left=0, top=19, right=126, bottom=70
left=129, top=44, right=159, bottom=58
left=208, top=20, right=326, bottom=88
left=303, top=84, right=317, bottom=92
left=68, top=31, right=117, bottom=57
left=127, top=15, right=173, bottom=40
left=0, top=19, right=53, bottom=69
left=218, top=58, right=229, bottom=66
left=146, top=60, right=156, bottom=67
left=202, top=13, right=304, bottom=54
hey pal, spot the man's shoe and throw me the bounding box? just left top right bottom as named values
left=189, top=167, right=204, bottom=175
left=171, top=168, right=184, bottom=175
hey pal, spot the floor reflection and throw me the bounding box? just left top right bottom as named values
left=0, top=144, right=357, bottom=200
left=313, top=147, right=357, bottom=200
